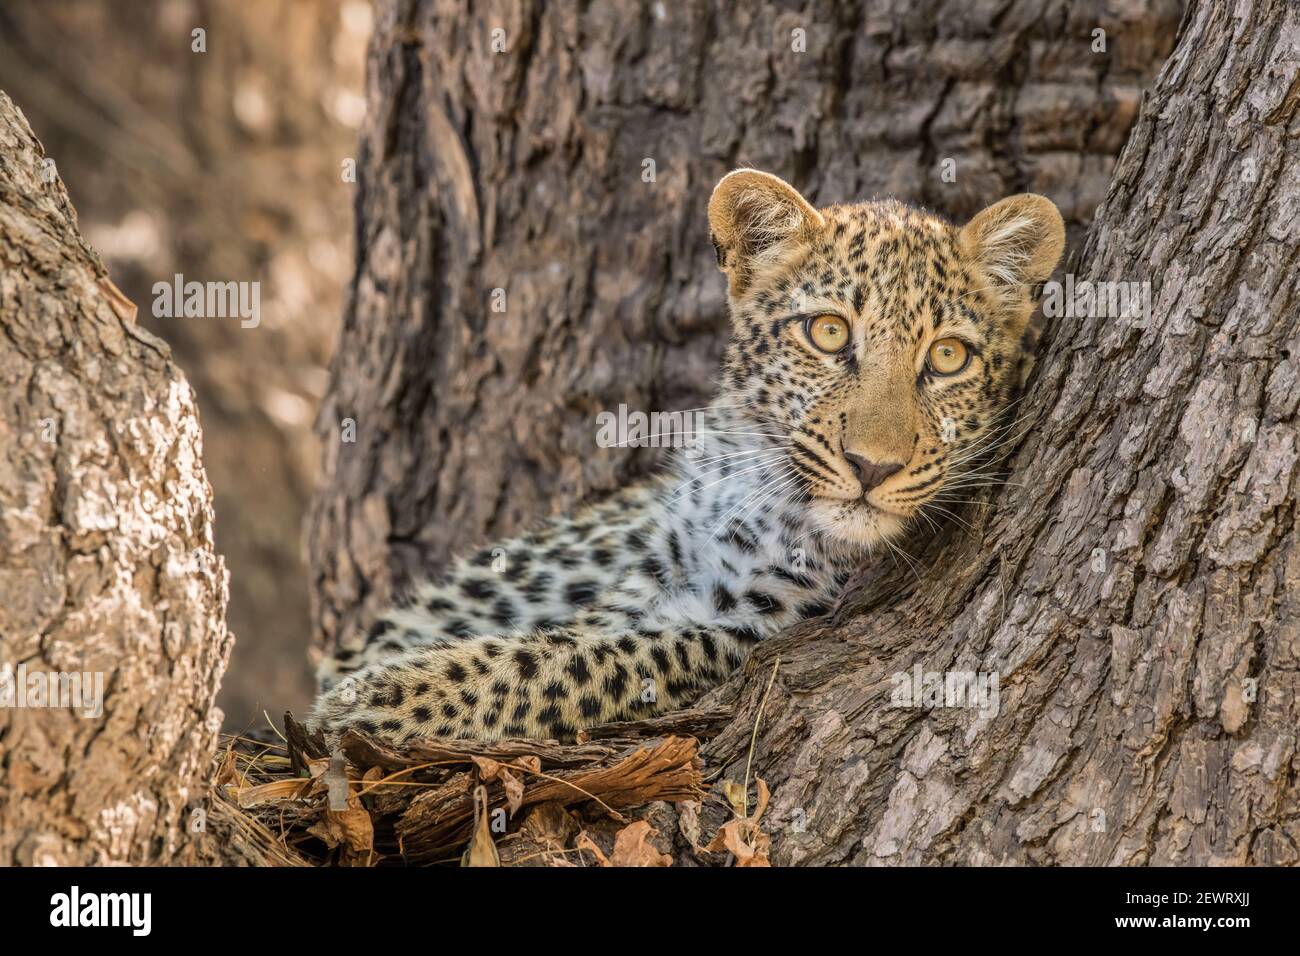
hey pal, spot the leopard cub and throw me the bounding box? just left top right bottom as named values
left=310, top=168, right=1064, bottom=744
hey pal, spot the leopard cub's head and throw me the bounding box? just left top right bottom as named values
left=708, top=169, right=1064, bottom=548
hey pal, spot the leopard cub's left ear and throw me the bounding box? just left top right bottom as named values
left=958, top=194, right=1065, bottom=290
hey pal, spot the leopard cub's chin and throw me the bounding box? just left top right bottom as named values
left=805, top=496, right=908, bottom=550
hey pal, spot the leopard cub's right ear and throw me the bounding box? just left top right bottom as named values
left=708, top=169, right=824, bottom=295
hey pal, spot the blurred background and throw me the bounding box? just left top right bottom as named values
left=0, top=0, right=372, bottom=729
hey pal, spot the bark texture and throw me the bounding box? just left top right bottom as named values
left=0, top=93, right=230, bottom=865
left=701, top=0, right=1300, bottom=864
left=309, top=0, right=1182, bottom=664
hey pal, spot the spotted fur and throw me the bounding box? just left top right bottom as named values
left=310, top=169, right=1064, bottom=744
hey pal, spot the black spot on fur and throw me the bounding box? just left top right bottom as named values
left=514, top=649, right=538, bottom=678
left=744, top=590, right=784, bottom=615
left=674, top=640, right=691, bottom=670
left=566, top=654, right=592, bottom=686
left=726, top=625, right=763, bottom=643
left=565, top=580, right=601, bottom=606
left=666, top=679, right=699, bottom=700
left=490, top=598, right=518, bottom=628
left=522, top=572, right=553, bottom=601
left=445, top=619, right=474, bottom=639
left=640, top=556, right=670, bottom=588
left=713, top=584, right=737, bottom=612
left=461, top=578, right=497, bottom=601
left=699, top=634, right=717, bottom=662
left=605, top=663, right=629, bottom=701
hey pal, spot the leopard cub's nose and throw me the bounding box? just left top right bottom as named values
left=844, top=453, right=904, bottom=493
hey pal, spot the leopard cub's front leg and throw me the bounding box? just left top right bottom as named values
left=309, top=622, right=753, bottom=744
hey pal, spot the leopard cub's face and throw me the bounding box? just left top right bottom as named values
left=708, top=170, right=1064, bottom=548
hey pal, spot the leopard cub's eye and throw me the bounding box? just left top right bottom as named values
left=927, top=338, right=969, bottom=375
left=806, top=315, right=850, bottom=354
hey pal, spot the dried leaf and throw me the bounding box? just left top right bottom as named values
left=497, top=803, right=583, bottom=867
left=214, top=746, right=240, bottom=791
left=501, top=766, right=525, bottom=816
left=233, top=777, right=311, bottom=808
left=676, top=800, right=703, bottom=850
left=609, top=820, right=672, bottom=867
left=521, top=802, right=579, bottom=848
left=704, top=777, right=772, bottom=867
left=705, top=818, right=770, bottom=866
left=720, top=779, right=746, bottom=816
left=462, top=785, right=500, bottom=867
left=473, top=754, right=530, bottom=817
left=306, top=759, right=376, bottom=857
left=512, top=755, right=542, bottom=774
left=308, top=807, right=374, bottom=854
left=575, top=831, right=610, bottom=867
left=337, top=808, right=374, bottom=853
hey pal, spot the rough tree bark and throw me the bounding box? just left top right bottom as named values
left=703, top=0, right=1300, bottom=865
left=308, top=0, right=1182, bottom=665
left=0, top=93, right=230, bottom=865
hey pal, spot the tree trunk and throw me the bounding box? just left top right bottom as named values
left=0, top=0, right=369, bottom=729
left=703, top=0, right=1300, bottom=865
left=308, top=0, right=1182, bottom=666
left=0, top=93, right=230, bottom=865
